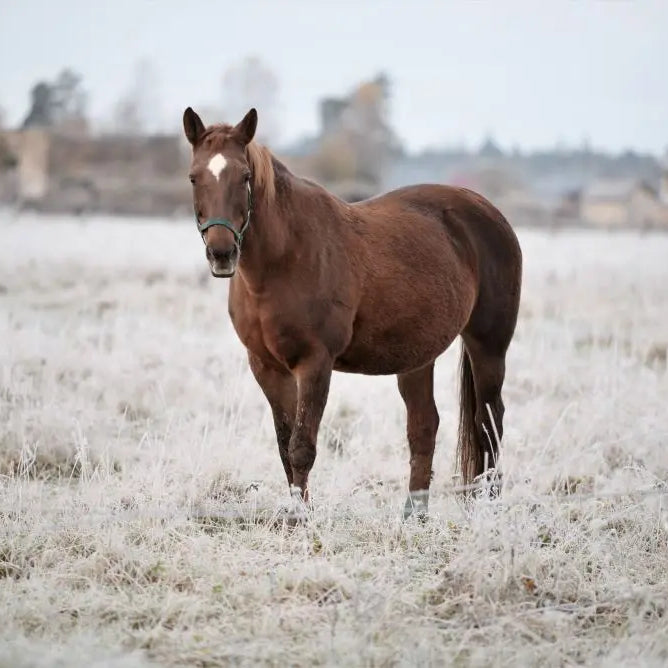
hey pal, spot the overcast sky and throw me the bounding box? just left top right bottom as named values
left=1, top=1, right=666, bottom=155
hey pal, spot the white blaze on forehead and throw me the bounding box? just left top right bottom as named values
left=207, top=153, right=227, bottom=181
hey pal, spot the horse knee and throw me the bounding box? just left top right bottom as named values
left=288, top=438, right=316, bottom=472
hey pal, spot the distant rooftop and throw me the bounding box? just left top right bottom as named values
left=583, top=178, right=657, bottom=200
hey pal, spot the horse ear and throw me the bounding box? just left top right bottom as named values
left=183, top=107, right=205, bottom=146
left=233, top=108, right=258, bottom=146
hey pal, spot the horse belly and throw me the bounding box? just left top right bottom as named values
left=334, top=283, right=474, bottom=375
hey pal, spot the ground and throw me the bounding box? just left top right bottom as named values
left=1, top=211, right=667, bottom=667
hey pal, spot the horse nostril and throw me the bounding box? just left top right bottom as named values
left=207, top=246, right=236, bottom=264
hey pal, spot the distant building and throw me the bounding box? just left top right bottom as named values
left=0, top=128, right=189, bottom=215
left=295, top=73, right=403, bottom=200
left=320, top=98, right=348, bottom=138
left=2, top=129, right=50, bottom=202
left=318, top=74, right=395, bottom=142
left=579, top=177, right=668, bottom=229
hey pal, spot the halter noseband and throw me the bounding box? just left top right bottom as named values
left=196, top=181, right=253, bottom=247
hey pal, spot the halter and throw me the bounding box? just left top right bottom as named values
left=196, top=181, right=253, bottom=247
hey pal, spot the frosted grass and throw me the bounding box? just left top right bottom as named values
left=1, top=211, right=667, bottom=666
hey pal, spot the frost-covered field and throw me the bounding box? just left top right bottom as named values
left=1, top=211, right=667, bottom=667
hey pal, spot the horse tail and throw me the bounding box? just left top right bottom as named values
left=456, top=342, right=481, bottom=487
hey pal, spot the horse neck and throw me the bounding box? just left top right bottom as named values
left=236, top=156, right=294, bottom=288
left=237, top=154, right=352, bottom=292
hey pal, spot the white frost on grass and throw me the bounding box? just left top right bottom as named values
left=1, top=210, right=668, bottom=666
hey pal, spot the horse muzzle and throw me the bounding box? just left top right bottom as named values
left=206, top=244, right=239, bottom=278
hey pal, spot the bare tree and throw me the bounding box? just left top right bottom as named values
left=21, top=68, right=88, bottom=133
left=52, top=69, right=87, bottom=123
left=22, top=82, right=55, bottom=128
left=221, top=56, right=280, bottom=145
left=112, top=58, right=161, bottom=135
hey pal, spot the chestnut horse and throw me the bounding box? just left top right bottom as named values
left=182, top=106, right=522, bottom=518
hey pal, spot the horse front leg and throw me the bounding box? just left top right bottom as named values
left=288, top=349, right=333, bottom=504
left=247, top=352, right=297, bottom=487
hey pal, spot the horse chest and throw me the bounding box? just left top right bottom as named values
left=228, top=297, right=310, bottom=370
left=229, top=289, right=352, bottom=370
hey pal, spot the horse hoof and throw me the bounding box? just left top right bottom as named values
left=403, top=489, right=429, bottom=521
left=281, top=485, right=310, bottom=526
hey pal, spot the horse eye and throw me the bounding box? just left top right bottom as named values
left=189, top=175, right=196, bottom=185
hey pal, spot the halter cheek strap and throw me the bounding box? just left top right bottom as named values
left=196, top=181, right=253, bottom=247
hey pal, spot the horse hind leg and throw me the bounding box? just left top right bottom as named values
left=457, top=244, right=520, bottom=493
left=397, top=362, right=440, bottom=519
left=459, top=338, right=506, bottom=490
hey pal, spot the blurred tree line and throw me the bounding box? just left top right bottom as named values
left=10, top=59, right=402, bottom=192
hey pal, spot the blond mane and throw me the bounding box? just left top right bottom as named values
left=246, top=141, right=276, bottom=206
